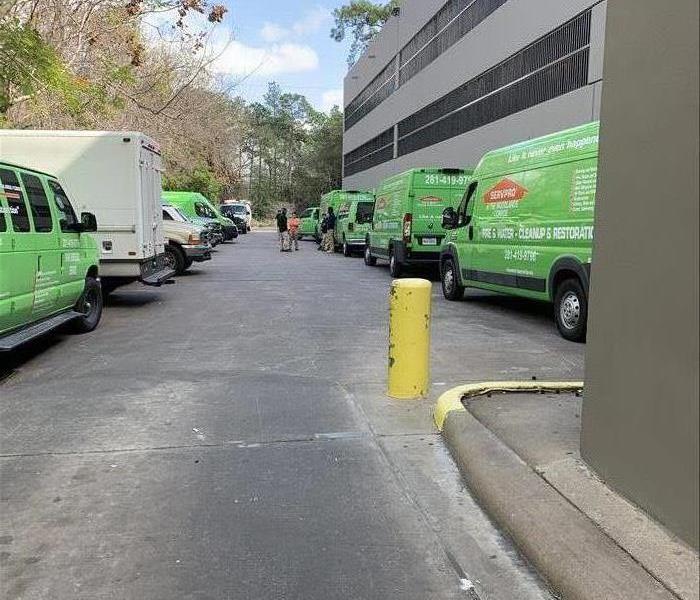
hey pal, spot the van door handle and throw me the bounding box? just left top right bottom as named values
left=468, top=225, right=474, bottom=241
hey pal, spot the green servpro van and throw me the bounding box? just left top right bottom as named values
left=0, top=162, right=102, bottom=351
left=440, top=122, right=599, bottom=342
left=163, top=191, right=238, bottom=241
left=365, top=168, right=472, bottom=276
left=298, top=206, right=320, bottom=241
left=320, top=190, right=374, bottom=250
left=336, top=196, right=375, bottom=256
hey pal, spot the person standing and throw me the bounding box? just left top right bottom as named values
left=276, top=208, right=290, bottom=252
left=288, top=211, right=301, bottom=251
left=322, top=206, right=336, bottom=253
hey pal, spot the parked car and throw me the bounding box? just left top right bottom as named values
left=0, top=130, right=175, bottom=293
left=320, top=190, right=374, bottom=250
left=440, top=122, right=599, bottom=342
left=161, top=208, right=211, bottom=275
left=163, top=191, right=238, bottom=241
left=220, top=201, right=251, bottom=232
left=218, top=204, right=248, bottom=235
left=298, top=206, right=320, bottom=241
left=364, top=168, right=472, bottom=276
left=0, top=162, right=102, bottom=351
left=336, top=197, right=375, bottom=256
left=162, top=203, right=221, bottom=247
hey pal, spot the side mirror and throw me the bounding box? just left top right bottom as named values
left=81, top=212, right=98, bottom=233
left=442, top=207, right=458, bottom=230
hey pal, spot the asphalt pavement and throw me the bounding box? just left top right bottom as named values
left=0, top=232, right=585, bottom=600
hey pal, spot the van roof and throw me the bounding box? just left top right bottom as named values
left=0, top=160, right=57, bottom=179
left=476, top=121, right=600, bottom=177
left=162, top=190, right=210, bottom=202
left=378, top=167, right=473, bottom=189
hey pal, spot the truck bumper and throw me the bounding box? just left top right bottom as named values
left=394, top=241, right=441, bottom=264
left=182, top=244, right=212, bottom=262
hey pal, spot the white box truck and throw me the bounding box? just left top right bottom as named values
left=0, top=130, right=175, bottom=291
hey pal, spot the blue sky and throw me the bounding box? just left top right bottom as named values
left=207, top=1, right=352, bottom=112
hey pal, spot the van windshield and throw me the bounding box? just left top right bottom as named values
left=355, top=202, right=374, bottom=224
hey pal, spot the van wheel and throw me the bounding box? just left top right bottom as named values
left=164, top=243, right=186, bottom=275
left=72, top=278, right=103, bottom=333
left=441, top=258, right=464, bottom=301
left=389, top=248, right=402, bottom=278
left=364, top=244, right=377, bottom=266
left=343, top=239, right=352, bottom=257
left=554, top=278, right=588, bottom=342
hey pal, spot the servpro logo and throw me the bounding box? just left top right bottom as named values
left=484, top=179, right=528, bottom=204
left=419, top=196, right=443, bottom=204
left=375, top=196, right=389, bottom=210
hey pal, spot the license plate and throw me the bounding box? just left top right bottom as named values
left=422, top=237, right=437, bottom=246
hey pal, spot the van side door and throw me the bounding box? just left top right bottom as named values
left=48, top=179, right=86, bottom=309
left=0, top=187, right=12, bottom=333
left=0, top=167, right=36, bottom=332
left=21, top=172, right=62, bottom=320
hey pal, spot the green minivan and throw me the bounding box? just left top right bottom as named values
left=440, top=122, right=599, bottom=342
left=320, top=189, right=374, bottom=249
left=365, top=168, right=472, bottom=276
left=336, top=197, right=375, bottom=256
left=163, top=191, right=238, bottom=241
left=298, top=206, right=320, bottom=241
left=0, top=162, right=102, bottom=351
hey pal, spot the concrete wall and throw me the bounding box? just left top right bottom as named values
left=343, top=0, right=606, bottom=190
left=581, top=0, right=699, bottom=549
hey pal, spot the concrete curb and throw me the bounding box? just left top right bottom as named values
left=434, top=381, right=584, bottom=431
left=442, top=407, right=678, bottom=600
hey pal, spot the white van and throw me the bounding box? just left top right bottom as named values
left=0, top=130, right=175, bottom=291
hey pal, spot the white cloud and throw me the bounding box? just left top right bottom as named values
left=292, top=7, right=331, bottom=36
left=212, top=40, right=320, bottom=76
left=258, top=6, right=331, bottom=42
left=260, top=22, right=288, bottom=43
left=321, top=88, right=344, bottom=112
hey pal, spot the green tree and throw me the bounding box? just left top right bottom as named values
left=331, top=0, right=399, bottom=66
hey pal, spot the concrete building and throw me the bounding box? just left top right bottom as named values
left=342, top=0, right=607, bottom=190
left=582, top=0, right=699, bottom=549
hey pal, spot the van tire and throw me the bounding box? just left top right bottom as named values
left=554, top=278, right=588, bottom=342
left=72, top=278, right=103, bottom=333
left=164, top=243, right=186, bottom=275
left=343, top=238, right=352, bottom=257
left=441, top=258, right=464, bottom=301
left=389, top=248, right=402, bottom=278
left=364, top=245, right=377, bottom=266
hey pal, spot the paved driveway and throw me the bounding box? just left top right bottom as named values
left=0, top=232, right=584, bottom=599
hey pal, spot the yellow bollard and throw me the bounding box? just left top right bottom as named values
left=388, top=278, right=432, bottom=399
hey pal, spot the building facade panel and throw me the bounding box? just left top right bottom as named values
left=343, top=0, right=607, bottom=190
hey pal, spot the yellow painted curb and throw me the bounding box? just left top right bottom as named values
left=434, top=381, right=584, bottom=431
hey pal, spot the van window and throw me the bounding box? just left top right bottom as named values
left=301, top=208, right=313, bottom=218
left=195, top=202, right=215, bottom=218
left=356, top=202, right=374, bottom=224
left=0, top=168, right=30, bottom=232
left=22, top=174, right=53, bottom=232
left=0, top=203, right=5, bottom=232
left=163, top=209, right=173, bottom=221
left=458, top=181, right=478, bottom=226
left=48, top=180, right=79, bottom=231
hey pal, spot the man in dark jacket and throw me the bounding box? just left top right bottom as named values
left=276, top=208, right=289, bottom=252
left=321, top=206, right=336, bottom=253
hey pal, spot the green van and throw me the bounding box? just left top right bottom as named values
left=364, top=168, right=472, bottom=276
left=320, top=189, right=374, bottom=249
left=298, top=206, right=320, bottom=241
left=163, top=191, right=238, bottom=241
left=336, top=197, right=375, bottom=256
left=440, top=122, right=599, bottom=342
left=0, top=162, right=102, bottom=351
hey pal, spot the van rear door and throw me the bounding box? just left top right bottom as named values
left=411, top=171, right=471, bottom=248
left=139, top=141, right=165, bottom=259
